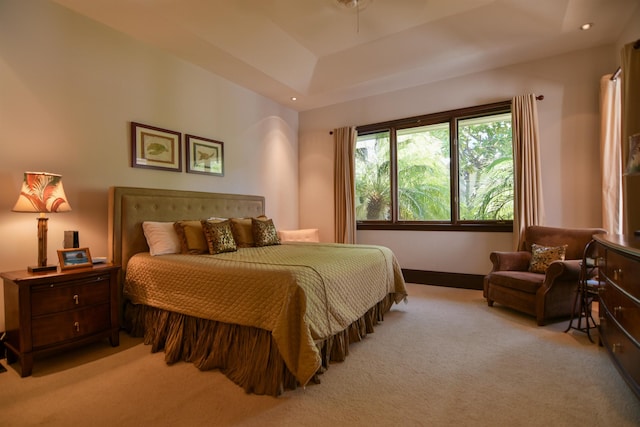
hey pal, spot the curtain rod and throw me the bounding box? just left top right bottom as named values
left=611, top=67, right=622, bottom=81
left=609, top=39, right=640, bottom=81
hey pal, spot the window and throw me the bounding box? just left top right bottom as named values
left=355, top=101, right=513, bottom=231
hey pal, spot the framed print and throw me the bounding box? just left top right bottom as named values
left=626, top=133, right=640, bottom=176
left=131, top=122, right=182, bottom=172
left=185, top=134, right=224, bottom=176
left=58, top=247, right=93, bottom=270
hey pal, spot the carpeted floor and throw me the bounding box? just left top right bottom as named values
left=1, top=283, right=639, bottom=426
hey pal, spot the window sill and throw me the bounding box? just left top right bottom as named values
left=356, top=223, right=513, bottom=232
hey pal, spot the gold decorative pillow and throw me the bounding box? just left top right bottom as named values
left=201, top=220, right=237, bottom=254
left=173, top=220, right=208, bottom=254
left=252, top=217, right=280, bottom=247
left=529, top=243, right=567, bottom=273
left=229, top=218, right=254, bottom=248
left=229, top=216, right=269, bottom=247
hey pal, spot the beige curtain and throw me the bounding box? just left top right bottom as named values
left=512, top=94, right=545, bottom=250
left=600, top=74, right=623, bottom=235
left=334, top=126, right=357, bottom=244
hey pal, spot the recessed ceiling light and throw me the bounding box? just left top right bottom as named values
left=291, top=97, right=297, bottom=101
left=580, top=23, right=594, bottom=31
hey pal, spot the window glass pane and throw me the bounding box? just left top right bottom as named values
left=457, top=113, right=513, bottom=221
left=396, top=124, right=451, bottom=221
left=355, top=132, right=391, bottom=220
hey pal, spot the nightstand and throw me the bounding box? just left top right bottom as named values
left=1, top=263, right=120, bottom=376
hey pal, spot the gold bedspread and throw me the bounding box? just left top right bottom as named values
left=124, top=242, right=407, bottom=386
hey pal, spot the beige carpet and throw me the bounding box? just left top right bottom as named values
left=1, top=283, right=639, bottom=427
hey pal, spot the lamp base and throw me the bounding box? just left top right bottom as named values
left=28, top=265, right=57, bottom=273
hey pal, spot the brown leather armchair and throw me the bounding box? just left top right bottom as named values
left=484, top=225, right=606, bottom=325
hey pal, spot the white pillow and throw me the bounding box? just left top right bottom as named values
left=277, top=228, right=320, bottom=243
left=142, top=221, right=181, bottom=256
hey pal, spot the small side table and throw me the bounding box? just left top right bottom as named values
left=1, top=263, right=120, bottom=376
left=565, top=240, right=601, bottom=342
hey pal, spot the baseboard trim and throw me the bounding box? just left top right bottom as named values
left=401, top=269, right=484, bottom=290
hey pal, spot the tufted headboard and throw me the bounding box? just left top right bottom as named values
left=108, top=186, right=265, bottom=276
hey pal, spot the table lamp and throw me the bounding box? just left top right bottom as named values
left=12, top=172, right=72, bottom=272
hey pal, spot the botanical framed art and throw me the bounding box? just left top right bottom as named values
left=185, top=134, right=224, bottom=176
left=626, top=133, right=640, bottom=175
left=58, top=247, right=93, bottom=270
left=131, top=122, right=182, bottom=172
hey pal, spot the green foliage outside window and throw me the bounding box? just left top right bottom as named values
left=355, top=105, right=513, bottom=225
left=396, top=124, right=450, bottom=221
left=458, top=113, right=513, bottom=221
left=355, top=132, right=391, bottom=220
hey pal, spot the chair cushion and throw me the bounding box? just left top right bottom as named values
left=487, top=270, right=545, bottom=294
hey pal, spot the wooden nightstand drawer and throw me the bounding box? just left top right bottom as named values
left=31, top=277, right=110, bottom=316
left=1, top=263, right=121, bottom=377
left=32, top=303, right=111, bottom=348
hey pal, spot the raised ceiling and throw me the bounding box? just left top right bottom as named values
left=51, top=0, right=638, bottom=111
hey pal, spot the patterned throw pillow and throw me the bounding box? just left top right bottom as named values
left=201, top=220, right=237, bottom=254
left=252, top=217, right=280, bottom=247
left=529, top=243, right=568, bottom=273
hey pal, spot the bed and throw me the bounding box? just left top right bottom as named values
left=108, top=186, right=407, bottom=396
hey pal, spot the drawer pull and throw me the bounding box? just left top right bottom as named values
left=73, top=294, right=79, bottom=304
left=613, top=306, right=623, bottom=316
left=73, top=321, right=80, bottom=332
left=613, top=268, right=623, bottom=281
left=612, top=343, right=622, bottom=353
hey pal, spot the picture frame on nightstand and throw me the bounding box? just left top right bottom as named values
left=57, top=247, right=93, bottom=270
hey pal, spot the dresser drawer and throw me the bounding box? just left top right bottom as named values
left=31, top=276, right=111, bottom=316
left=600, top=283, right=640, bottom=340
left=604, top=249, right=640, bottom=296
left=600, top=307, right=640, bottom=395
left=594, top=235, right=640, bottom=400
left=31, top=303, right=111, bottom=348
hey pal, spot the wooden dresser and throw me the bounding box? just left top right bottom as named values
left=1, top=263, right=120, bottom=376
left=594, top=234, right=640, bottom=399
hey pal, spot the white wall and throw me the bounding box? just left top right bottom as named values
left=299, top=44, right=622, bottom=275
left=0, top=1, right=299, bottom=330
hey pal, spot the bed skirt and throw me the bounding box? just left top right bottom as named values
left=123, top=292, right=401, bottom=396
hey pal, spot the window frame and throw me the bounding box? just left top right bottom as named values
left=355, top=100, right=513, bottom=232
